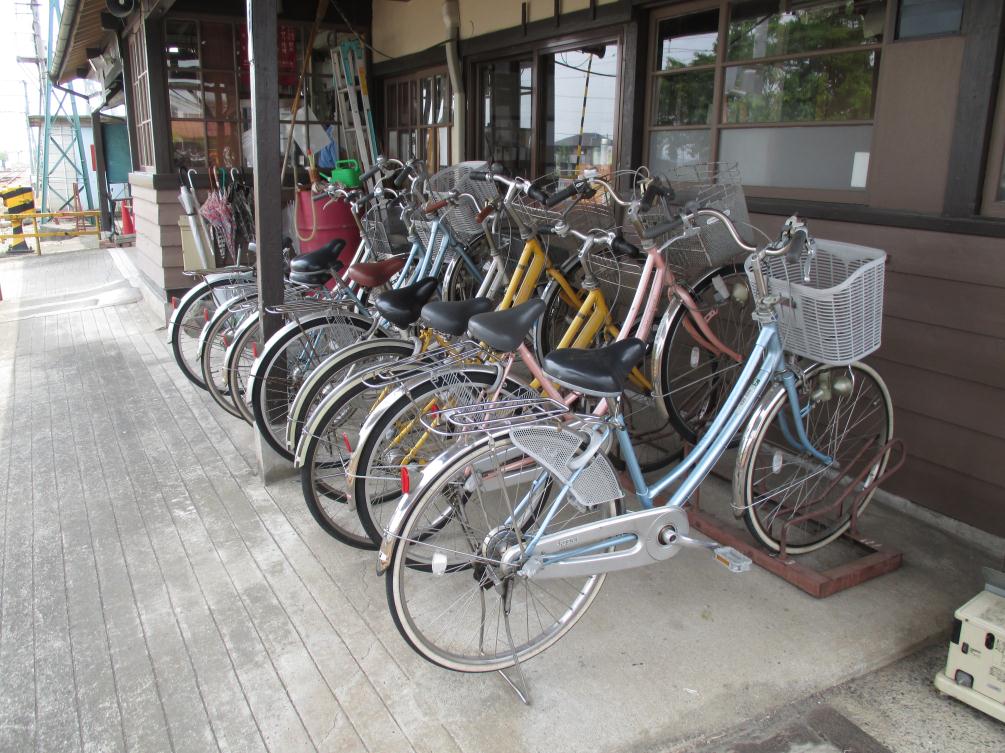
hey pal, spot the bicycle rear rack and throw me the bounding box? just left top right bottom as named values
left=360, top=341, right=489, bottom=389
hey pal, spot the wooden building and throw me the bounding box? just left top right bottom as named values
left=50, top=0, right=1005, bottom=537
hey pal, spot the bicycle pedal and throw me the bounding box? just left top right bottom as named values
left=713, top=547, right=751, bottom=573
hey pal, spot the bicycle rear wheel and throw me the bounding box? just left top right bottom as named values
left=352, top=369, right=538, bottom=545
left=169, top=276, right=247, bottom=389
left=200, top=295, right=257, bottom=418
left=224, top=315, right=262, bottom=423
left=385, top=433, right=616, bottom=672
left=297, top=341, right=419, bottom=548
left=250, top=312, right=374, bottom=460
left=734, top=362, right=894, bottom=554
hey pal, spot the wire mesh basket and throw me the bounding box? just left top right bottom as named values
left=360, top=202, right=408, bottom=260
left=505, top=171, right=617, bottom=235
left=668, top=162, right=751, bottom=234
left=745, top=239, right=887, bottom=365
left=661, top=213, right=753, bottom=274
left=426, top=161, right=499, bottom=246
left=585, top=247, right=647, bottom=316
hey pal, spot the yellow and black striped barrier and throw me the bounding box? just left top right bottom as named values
left=1, top=186, right=35, bottom=253
left=0, top=209, right=101, bottom=256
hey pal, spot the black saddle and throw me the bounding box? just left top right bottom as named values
left=421, top=298, right=494, bottom=336
left=289, top=270, right=331, bottom=287
left=374, top=277, right=439, bottom=328
left=467, top=298, right=546, bottom=352
left=290, top=238, right=346, bottom=274
left=542, top=338, right=647, bottom=397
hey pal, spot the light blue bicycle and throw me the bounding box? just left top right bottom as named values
left=376, top=209, right=894, bottom=682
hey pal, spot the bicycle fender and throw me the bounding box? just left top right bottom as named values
left=286, top=337, right=416, bottom=452
left=345, top=365, right=505, bottom=486
left=376, top=429, right=511, bottom=576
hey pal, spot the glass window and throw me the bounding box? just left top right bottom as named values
left=200, top=22, right=234, bottom=70
left=479, top=59, right=533, bottom=178
left=203, top=72, right=237, bottom=120
left=645, top=2, right=884, bottom=193
left=657, top=10, right=719, bottom=70
left=165, top=20, right=199, bottom=77
left=544, top=43, right=619, bottom=177
left=897, top=0, right=964, bottom=39
left=384, top=70, right=452, bottom=167
left=719, top=125, right=873, bottom=189
left=649, top=130, right=712, bottom=173
left=727, top=0, right=885, bottom=61
left=207, top=122, right=240, bottom=168
left=723, top=51, right=877, bottom=123
left=172, top=120, right=206, bottom=168
left=654, top=70, right=716, bottom=126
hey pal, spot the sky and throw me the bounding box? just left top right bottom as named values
left=0, top=0, right=42, bottom=166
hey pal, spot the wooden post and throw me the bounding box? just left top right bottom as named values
left=247, top=0, right=289, bottom=482
left=247, top=0, right=283, bottom=342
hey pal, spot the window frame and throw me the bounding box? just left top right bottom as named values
left=382, top=66, right=453, bottom=168
left=468, top=27, right=623, bottom=179
left=981, top=68, right=1005, bottom=218
left=644, top=0, right=893, bottom=202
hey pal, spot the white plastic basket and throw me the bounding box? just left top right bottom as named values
left=745, top=239, right=886, bottom=366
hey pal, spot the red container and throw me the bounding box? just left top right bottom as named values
left=295, top=190, right=360, bottom=269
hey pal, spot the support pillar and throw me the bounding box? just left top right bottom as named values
left=247, top=0, right=290, bottom=483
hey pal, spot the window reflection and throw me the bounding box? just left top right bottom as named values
left=544, top=43, right=619, bottom=177
left=479, top=59, right=533, bottom=178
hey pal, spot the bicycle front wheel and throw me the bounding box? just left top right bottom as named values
left=653, top=263, right=758, bottom=446
left=385, top=433, right=616, bottom=672
left=734, top=361, right=894, bottom=554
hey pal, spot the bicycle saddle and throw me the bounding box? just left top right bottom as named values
left=467, top=298, right=547, bottom=352
left=289, top=270, right=332, bottom=287
left=290, top=238, right=346, bottom=274
left=347, top=256, right=406, bottom=288
left=420, top=297, right=494, bottom=336
left=542, top=338, right=646, bottom=397
left=374, top=277, right=438, bottom=328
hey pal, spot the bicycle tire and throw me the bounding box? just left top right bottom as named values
left=296, top=341, right=419, bottom=548
left=200, top=294, right=258, bottom=418
left=352, top=369, right=539, bottom=546
left=249, top=311, right=376, bottom=460
left=288, top=338, right=415, bottom=454
left=651, top=263, right=758, bottom=446
left=224, top=314, right=262, bottom=423
left=169, top=275, right=248, bottom=389
left=384, top=431, right=616, bottom=672
left=734, top=361, right=894, bottom=554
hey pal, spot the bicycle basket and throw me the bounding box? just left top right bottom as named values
left=506, top=171, right=617, bottom=234
left=426, top=161, right=499, bottom=246
left=668, top=162, right=751, bottom=235
left=745, top=239, right=886, bottom=365
left=361, top=203, right=408, bottom=260
left=662, top=213, right=750, bottom=274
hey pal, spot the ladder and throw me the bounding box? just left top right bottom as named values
left=331, top=38, right=379, bottom=173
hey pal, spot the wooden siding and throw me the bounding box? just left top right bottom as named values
left=750, top=212, right=1005, bottom=537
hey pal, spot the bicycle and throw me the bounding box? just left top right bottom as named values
left=344, top=171, right=764, bottom=542
left=376, top=210, right=894, bottom=683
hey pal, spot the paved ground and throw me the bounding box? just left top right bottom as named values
left=0, top=245, right=1002, bottom=753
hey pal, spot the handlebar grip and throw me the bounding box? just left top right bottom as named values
left=489, top=162, right=510, bottom=177
left=544, top=183, right=579, bottom=208
left=393, top=166, right=413, bottom=189
left=476, top=204, right=494, bottom=223
left=424, top=199, right=449, bottom=214
left=526, top=185, right=549, bottom=204
left=356, top=190, right=378, bottom=205
left=610, top=235, right=642, bottom=258
left=359, top=163, right=381, bottom=182
left=469, top=170, right=491, bottom=182
left=639, top=179, right=675, bottom=213
left=642, top=217, right=683, bottom=240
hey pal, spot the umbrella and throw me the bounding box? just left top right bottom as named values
left=179, top=169, right=212, bottom=269
left=200, top=167, right=237, bottom=265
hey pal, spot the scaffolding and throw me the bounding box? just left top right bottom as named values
left=23, top=0, right=94, bottom=214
